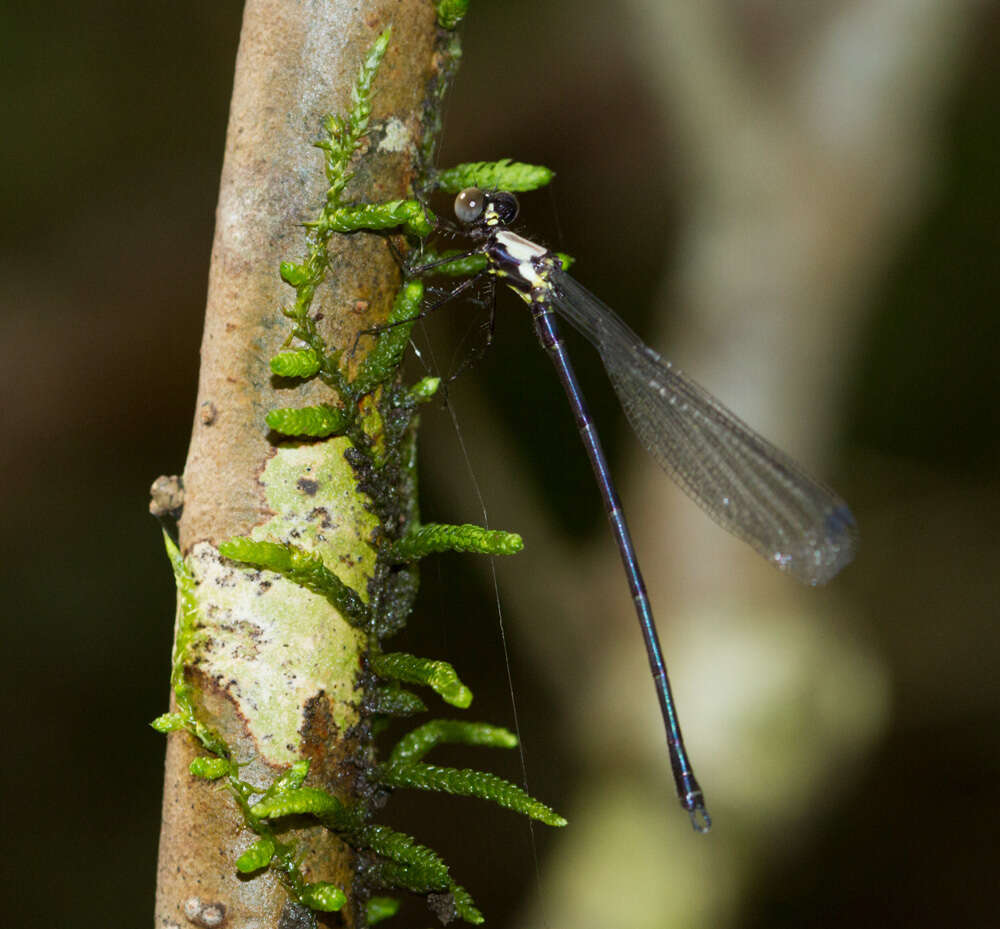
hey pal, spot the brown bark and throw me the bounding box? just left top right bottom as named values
left=155, top=2, right=440, bottom=926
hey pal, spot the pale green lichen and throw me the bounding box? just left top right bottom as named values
left=254, top=440, right=379, bottom=594
left=378, top=117, right=411, bottom=154
left=181, top=540, right=364, bottom=764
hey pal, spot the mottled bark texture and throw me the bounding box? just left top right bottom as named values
left=155, top=2, right=440, bottom=926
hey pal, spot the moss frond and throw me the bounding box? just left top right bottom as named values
left=251, top=786, right=348, bottom=828
left=436, top=158, right=554, bottom=193
left=279, top=261, right=311, bottom=286
left=236, top=837, right=277, bottom=873
left=409, top=248, right=489, bottom=278
left=411, top=247, right=570, bottom=278
left=149, top=712, right=185, bottom=733
left=299, top=882, right=347, bottom=912
left=160, top=532, right=229, bottom=757
left=407, top=375, right=441, bottom=403
left=352, top=280, right=425, bottom=396
left=365, top=896, right=400, bottom=925
left=265, top=759, right=311, bottom=796
left=450, top=884, right=485, bottom=925
left=377, top=761, right=567, bottom=827
left=218, top=538, right=370, bottom=625
left=389, top=720, right=517, bottom=765
left=387, top=522, right=523, bottom=561
left=367, top=686, right=428, bottom=717
left=189, top=757, right=233, bottom=780
left=279, top=30, right=393, bottom=369
left=370, top=651, right=472, bottom=708
left=357, top=824, right=448, bottom=879
left=436, top=0, right=469, bottom=30
left=312, top=199, right=435, bottom=238
left=357, top=824, right=483, bottom=922
left=270, top=349, right=323, bottom=378
left=316, top=28, right=391, bottom=205
left=265, top=404, right=349, bottom=438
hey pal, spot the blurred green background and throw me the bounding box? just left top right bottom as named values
left=3, top=2, right=998, bottom=927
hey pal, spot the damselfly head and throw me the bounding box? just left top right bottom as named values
left=454, top=187, right=519, bottom=228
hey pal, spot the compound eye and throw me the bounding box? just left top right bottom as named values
left=454, top=187, right=485, bottom=224
left=492, top=192, right=519, bottom=225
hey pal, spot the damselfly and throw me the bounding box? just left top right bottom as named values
left=413, top=186, right=857, bottom=832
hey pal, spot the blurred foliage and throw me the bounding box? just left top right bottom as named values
left=849, top=45, right=1000, bottom=471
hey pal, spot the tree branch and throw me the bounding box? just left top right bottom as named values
left=155, top=3, right=440, bottom=927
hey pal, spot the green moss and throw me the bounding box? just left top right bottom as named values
left=436, top=158, right=554, bottom=193
left=219, top=538, right=370, bottom=625
left=189, top=757, right=233, bottom=780
left=266, top=404, right=349, bottom=438
left=353, top=281, right=426, bottom=396
left=436, top=0, right=469, bottom=30
left=365, top=896, right=400, bottom=925
left=387, top=522, right=523, bottom=561
left=388, top=720, right=517, bottom=765
left=270, top=348, right=322, bottom=378
left=368, top=686, right=427, bottom=717
left=236, top=837, right=276, bottom=873
left=377, top=762, right=567, bottom=827
left=313, top=200, right=434, bottom=238
left=158, top=532, right=228, bottom=758
left=300, top=882, right=347, bottom=912
left=370, top=652, right=473, bottom=708
left=251, top=786, right=346, bottom=824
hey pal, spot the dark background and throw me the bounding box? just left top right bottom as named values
left=3, top=2, right=998, bottom=926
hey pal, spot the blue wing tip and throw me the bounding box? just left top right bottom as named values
left=811, top=503, right=858, bottom=585
left=826, top=503, right=857, bottom=538
left=773, top=503, right=858, bottom=586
